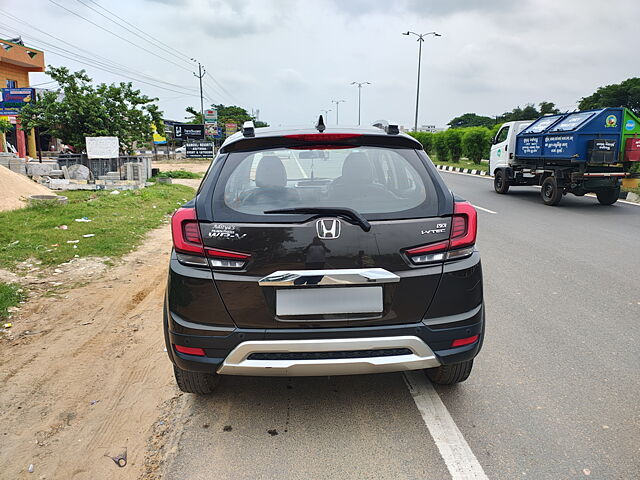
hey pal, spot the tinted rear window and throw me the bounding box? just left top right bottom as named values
left=212, top=146, right=438, bottom=221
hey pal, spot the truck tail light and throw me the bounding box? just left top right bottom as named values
left=171, top=208, right=251, bottom=269
left=405, top=201, right=477, bottom=265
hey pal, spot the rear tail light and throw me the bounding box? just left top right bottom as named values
left=171, top=208, right=251, bottom=269
left=451, top=334, right=479, bottom=347
left=405, top=201, right=477, bottom=265
left=174, top=344, right=206, bottom=356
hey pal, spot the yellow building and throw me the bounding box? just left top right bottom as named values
left=0, top=37, right=45, bottom=158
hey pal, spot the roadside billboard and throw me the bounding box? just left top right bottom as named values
left=86, top=136, right=120, bottom=159
left=0, top=88, right=35, bottom=115
left=173, top=123, right=205, bottom=140
left=204, top=108, right=218, bottom=122
left=225, top=123, right=237, bottom=136
left=186, top=141, right=214, bottom=158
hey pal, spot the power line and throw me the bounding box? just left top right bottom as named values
left=74, top=0, right=193, bottom=70
left=48, top=0, right=193, bottom=72
left=85, top=0, right=193, bottom=63
left=0, top=17, right=200, bottom=95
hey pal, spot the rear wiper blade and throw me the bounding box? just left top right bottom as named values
left=264, top=207, right=371, bottom=232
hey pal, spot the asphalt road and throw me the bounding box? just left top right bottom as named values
left=164, top=172, right=640, bottom=480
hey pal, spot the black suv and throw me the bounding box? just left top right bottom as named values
left=164, top=120, right=484, bottom=394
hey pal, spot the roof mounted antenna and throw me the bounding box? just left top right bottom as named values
left=316, top=115, right=326, bottom=133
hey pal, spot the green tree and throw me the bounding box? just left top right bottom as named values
left=539, top=101, right=560, bottom=115
left=578, top=78, right=640, bottom=113
left=432, top=131, right=448, bottom=162
left=185, top=104, right=269, bottom=128
left=462, top=127, right=490, bottom=164
left=448, top=113, right=495, bottom=129
left=0, top=118, right=12, bottom=153
left=19, top=66, right=163, bottom=154
left=444, top=129, right=463, bottom=162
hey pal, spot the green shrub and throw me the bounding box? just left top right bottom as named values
left=432, top=131, right=448, bottom=162
left=444, top=129, right=463, bottom=162
left=409, top=132, right=434, bottom=154
left=154, top=170, right=202, bottom=179
left=462, top=127, right=490, bottom=164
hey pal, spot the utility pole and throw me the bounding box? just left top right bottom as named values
left=191, top=58, right=206, bottom=122
left=331, top=100, right=346, bottom=125
left=350, top=81, right=371, bottom=126
left=402, top=31, right=441, bottom=132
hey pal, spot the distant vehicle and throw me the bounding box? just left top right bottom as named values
left=175, top=146, right=186, bottom=154
left=163, top=119, right=485, bottom=394
left=490, top=107, right=640, bottom=205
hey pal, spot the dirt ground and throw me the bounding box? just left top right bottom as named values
left=151, top=160, right=211, bottom=175
left=0, top=224, right=181, bottom=480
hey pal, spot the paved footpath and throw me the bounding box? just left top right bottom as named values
left=164, top=171, right=640, bottom=480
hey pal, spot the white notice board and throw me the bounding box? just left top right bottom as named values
left=86, top=136, right=120, bottom=159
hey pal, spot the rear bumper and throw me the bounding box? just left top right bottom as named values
left=165, top=303, right=484, bottom=377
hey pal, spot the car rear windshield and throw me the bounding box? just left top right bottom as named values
left=212, top=145, right=438, bottom=222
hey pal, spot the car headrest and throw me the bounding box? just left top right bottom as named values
left=256, top=155, right=287, bottom=188
left=341, top=152, right=372, bottom=183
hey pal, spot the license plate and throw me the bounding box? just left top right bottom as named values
left=276, top=287, right=383, bottom=316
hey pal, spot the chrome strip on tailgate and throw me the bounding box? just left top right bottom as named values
left=258, top=268, right=400, bottom=286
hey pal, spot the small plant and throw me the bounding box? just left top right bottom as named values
left=0, top=283, right=25, bottom=319
left=154, top=170, right=202, bottom=179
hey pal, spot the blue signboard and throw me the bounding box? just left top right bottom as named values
left=0, top=88, right=35, bottom=115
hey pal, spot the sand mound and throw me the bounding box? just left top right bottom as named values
left=0, top=165, right=55, bottom=212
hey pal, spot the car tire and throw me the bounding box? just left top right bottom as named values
left=541, top=176, right=562, bottom=206
left=493, top=169, right=509, bottom=194
left=425, top=359, right=473, bottom=385
left=596, top=188, right=619, bottom=205
left=173, top=366, right=219, bottom=394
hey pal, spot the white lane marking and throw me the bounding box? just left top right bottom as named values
left=471, top=204, right=497, bottom=215
left=404, top=371, right=489, bottom=480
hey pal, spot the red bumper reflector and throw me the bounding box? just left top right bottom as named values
left=451, top=335, right=479, bottom=348
left=174, top=345, right=206, bottom=356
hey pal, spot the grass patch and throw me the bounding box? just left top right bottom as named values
left=154, top=170, right=203, bottom=179
left=430, top=156, right=489, bottom=172
left=0, top=183, right=194, bottom=270
left=0, top=283, right=25, bottom=319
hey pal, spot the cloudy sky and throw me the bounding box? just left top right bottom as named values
left=2, top=0, right=638, bottom=129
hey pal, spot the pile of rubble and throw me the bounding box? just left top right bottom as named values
left=25, top=157, right=151, bottom=191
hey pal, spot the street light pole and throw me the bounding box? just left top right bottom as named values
left=321, top=109, right=332, bottom=121
left=402, top=31, right=441, bottom=132
left=350, top=81, right=371, bottom=126
left=191, top=58, right=206, bottom=121
left=331, top=99, right=346, bottom=125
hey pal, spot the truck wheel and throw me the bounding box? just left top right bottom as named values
left=425, top=360, right=473, bottom=385
left=494, top=169, right=510, bottom=194
left=541, top=177, right=562, bottom=206
left=596, top=188, right=619, bottom=205
left=173, top=366, right=219, bottom=394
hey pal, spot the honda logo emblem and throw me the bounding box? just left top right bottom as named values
left=316, top=218, right=341, bottom=239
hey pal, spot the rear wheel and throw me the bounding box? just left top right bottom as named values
left=425, top=360, right=473, bottom=385
left=541, top=176, right=562, bottom=206
left=493, top=169, right=510, bottom=194
left=173, top=366, right=219, bottom=394
left=596, top=187, right=619, bottom=205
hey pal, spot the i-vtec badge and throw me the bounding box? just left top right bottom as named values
left=421, top=223, right=447, bottom=235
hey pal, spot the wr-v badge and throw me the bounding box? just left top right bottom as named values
left=316, top=219, right=341, bottom=239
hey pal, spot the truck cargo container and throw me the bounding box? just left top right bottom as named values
left=489, top=107, right=640, bottom=205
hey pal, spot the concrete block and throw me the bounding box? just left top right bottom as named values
left=26, top=162, right=60, bottom=177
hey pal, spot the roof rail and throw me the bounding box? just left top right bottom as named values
left=372, top=119, right=399, bottom=135
left=242, top=121, right=255, bottom=137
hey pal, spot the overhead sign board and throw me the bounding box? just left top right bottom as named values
left=186, top=141, right=214, bottom=158
left=173, top=123, right=205, bottom=140
left=86, top=136, right=120, bottom=159
left=0, top=88, right=35, bottom=115
left=204, top=108, right=218, bottom=122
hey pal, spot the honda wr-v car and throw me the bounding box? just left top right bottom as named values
left=164, top=119, right=484, bottom=394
